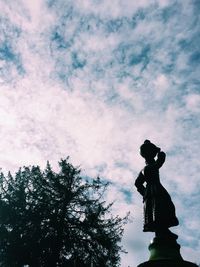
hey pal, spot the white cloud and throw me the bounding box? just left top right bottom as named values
left=185, top=93, right=200, bottom=113
left=153, top=74, right=169, bottom=98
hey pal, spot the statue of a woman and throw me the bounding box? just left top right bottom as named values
left=135, top=140, right=179, bottom=238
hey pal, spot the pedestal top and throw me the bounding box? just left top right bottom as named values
left=137, top=259, right=198, bottom=267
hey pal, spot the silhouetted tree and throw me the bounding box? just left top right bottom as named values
left=0, top=158, right=128, bottom=267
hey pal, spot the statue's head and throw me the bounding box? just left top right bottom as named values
left=140, top=140, right=160, bottom=160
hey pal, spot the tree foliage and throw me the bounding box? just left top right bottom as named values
left=0, top=158, right=128, bottom=267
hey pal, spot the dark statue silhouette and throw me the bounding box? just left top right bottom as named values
left=135, top=141, right=198, bottom=267
left=135, top=140, right=179, bottom=239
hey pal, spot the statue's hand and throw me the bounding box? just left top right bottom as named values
left=158, top=151, right=166, bottom=158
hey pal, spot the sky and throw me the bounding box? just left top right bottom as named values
left=0, top=0, right=200, bottom=266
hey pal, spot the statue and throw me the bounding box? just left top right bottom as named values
left=135, top=140, right=179, bottom=239
left=135, top=141, right=198, bottom=266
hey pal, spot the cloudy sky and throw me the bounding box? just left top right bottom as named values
left=0, top=0, right=200, bottom=266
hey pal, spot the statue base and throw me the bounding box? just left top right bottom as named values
left=137, top=259, right=198, bottom=267
left=137, top=236, right=198, bottom=267
left=148, top=236, right=182, bottom=261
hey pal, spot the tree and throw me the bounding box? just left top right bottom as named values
left=0, top=158, right=128, bottom=267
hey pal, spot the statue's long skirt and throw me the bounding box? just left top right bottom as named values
left=143, top=183, right=179, bottom=232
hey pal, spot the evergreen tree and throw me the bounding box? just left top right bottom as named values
left=0, top=158, right=128, bottom=267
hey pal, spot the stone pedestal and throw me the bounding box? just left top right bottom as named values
left=137, top=237, right=198, bottom=267
left=138, top=259, right=198, bottom=267
left=148, top=236, right=183, bottom=261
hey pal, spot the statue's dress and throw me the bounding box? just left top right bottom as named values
left=135, top=152, right=179, bottom=232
